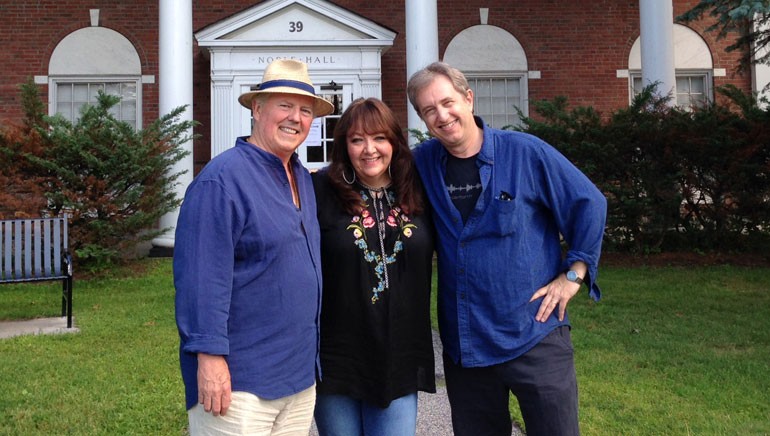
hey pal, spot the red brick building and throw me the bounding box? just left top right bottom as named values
left=1, top=0, right=765, bottom=247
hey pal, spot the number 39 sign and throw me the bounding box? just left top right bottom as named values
left=289, top=21, right=303, bottom=32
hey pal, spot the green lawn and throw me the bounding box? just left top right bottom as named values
left=569, top=265, right=770, bottom=435
left=0, top=259, right=185, bottom=435
left=1, top=259, right=768, bottom=435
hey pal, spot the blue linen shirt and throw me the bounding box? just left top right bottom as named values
left=174, top=137, right=323, bottom=410
left=413, top=117, right=607, bottom=367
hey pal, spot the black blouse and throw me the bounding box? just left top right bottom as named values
left=311, top=171, right=436, bottom=408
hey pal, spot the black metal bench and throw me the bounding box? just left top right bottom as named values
left=0, top=215, right=74, bottom=328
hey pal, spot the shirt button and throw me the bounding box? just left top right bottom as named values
left=458, top=268, right=465, bottom=274
left=459, top=293, right=466, bottom=300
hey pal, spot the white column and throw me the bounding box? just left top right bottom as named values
left=152, top=0, right=194, bottom=250
left=752, top=17, right=770, bottom=109
left=360, top=50, right=383, bottom=99
left=211, top=76, right=234, bottom=158
left=405, top=0, right=439, bottom=145
left=360, top=78, right=381, bottom=99
left=639, top=0, right=676, bottom=105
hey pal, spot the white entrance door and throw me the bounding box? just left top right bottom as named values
left=298, top=82, right=351, bottom=171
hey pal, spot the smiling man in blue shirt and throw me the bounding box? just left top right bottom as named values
left=174, top=59, right=333, bottom=435
left=408, top=62, right=607, bottom=436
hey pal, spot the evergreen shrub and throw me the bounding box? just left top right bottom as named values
left=517, top=84, right=770, bottom=254
left=0, top=79, right=195, bottom=270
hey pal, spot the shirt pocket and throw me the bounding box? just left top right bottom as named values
left=487, top=196, right=517, bottom=236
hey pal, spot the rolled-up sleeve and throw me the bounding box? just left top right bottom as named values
left=537, top=142, right=607, bottom=301
left=174, top=179, right=242, bottom=356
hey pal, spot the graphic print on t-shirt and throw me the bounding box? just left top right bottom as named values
left=445, top=154, right=481, bottom=223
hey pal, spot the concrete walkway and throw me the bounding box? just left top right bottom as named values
left=0, top=317, right=79, bottom=339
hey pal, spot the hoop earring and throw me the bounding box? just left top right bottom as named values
left=388, top=164, right=392, bottom=180
left=343, top=167, right=356, bottom=185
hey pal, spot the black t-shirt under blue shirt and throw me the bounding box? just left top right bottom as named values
left=445, top=153, right=481, bottom=223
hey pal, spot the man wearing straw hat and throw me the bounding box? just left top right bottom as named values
left=174, top=59, right=334, bottom=435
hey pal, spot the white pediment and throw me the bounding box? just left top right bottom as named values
left=196, top=0, right=396, bottom=47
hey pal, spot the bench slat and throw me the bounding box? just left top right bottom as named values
left=14, top=221, right=22, bottom=277
left=24, top=220, right=31, bottom=278
left=2, top=222, right=8, bottom=278
left=43, top=219, right=51, bottom=278
left=34, top=220, right=42, bottom=277
left=53, top=219, right=61, bottom=276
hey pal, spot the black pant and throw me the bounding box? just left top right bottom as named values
left=443, top=326, right=579, bottom=436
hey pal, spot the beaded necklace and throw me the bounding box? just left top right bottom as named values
left=358, top=181, right=393, bottom=292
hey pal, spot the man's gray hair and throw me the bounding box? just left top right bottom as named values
left=407, top=62, right=472, bottom=115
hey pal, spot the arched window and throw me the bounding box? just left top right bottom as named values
left=443, top=25, right=529, bottom=129
left=628, top=24, right=714, bottom=109
left=49, top=27, right=142, bottom=129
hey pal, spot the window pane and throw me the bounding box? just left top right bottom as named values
left=507, top=79, right=520, bottom=98
left=475, top=80, right=491, bottom=97
left=692, top=94, right=707, bottom=108
left=325, top=118, right=338, bottom=139
left=89, top=83, right=104, bottom=102
left=306, top=145, right=324, bottom=163
left=493, top=115, right=508, bottom=129
left=676, top=77, right=690, bottom=93
left=122, top=101, right=137, bottom=120
left=326, top=142, right=333, bottom=162
left=57, top=84, right=72, bottom=100
left=73, top=102, right=86, bottom=117
left=73, top=84, right=89, bottom=102
left=105, top=83, right=121, bottom=97
left=492, top=97, right=507, bottom=114
left=476, top=97, right=491, bottom=115
left=122, top=83, right=137, bottom=100
left=489, top=80, right=502, bottom=95
left=57, top=103, right=72, bottom=121
left=108, top=105, right=120, bottom=118
left=690, top=77, right=705, bottom=94
left=675, top=75, right=708, bottom=110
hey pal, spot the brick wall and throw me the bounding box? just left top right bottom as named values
left=435, top=0, right=748, bottom=111
left=0, top=0, right=753, bottom=171
left=0, top=1, right=161, bottom=129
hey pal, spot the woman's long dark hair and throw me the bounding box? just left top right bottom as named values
left=328, top=98, right=424, bottom=216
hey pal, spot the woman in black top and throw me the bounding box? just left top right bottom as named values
left=311, top=98, right=435, bottom=435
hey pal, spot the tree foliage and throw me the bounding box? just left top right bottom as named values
left=677, top=0, right=770, bottom=69
left=517, top=85, right=770, bottom=254
left=1, top=79, right=195, bottom=270
left=0, top=78, right=49, bottom=218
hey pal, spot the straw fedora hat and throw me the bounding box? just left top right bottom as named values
left=238, top=59, right=334, bottom=118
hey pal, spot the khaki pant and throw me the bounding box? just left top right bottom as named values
left=188, top=385, right=316, bottom=436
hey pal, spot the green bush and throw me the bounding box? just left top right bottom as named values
left=517, top=84, right=770, bottom=254
left=3, top=80, right=195, bottom=271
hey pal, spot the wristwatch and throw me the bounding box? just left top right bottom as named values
left=566, top=270, right=584, bottom=285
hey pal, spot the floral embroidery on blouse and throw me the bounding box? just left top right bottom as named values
left=346, top=189, right=417, bottom=304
